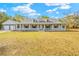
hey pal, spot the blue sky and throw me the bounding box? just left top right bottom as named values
left=0, top=3, right=79, bottom=18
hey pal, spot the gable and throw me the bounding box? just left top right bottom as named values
left=2, top=20, right=19, bottom=25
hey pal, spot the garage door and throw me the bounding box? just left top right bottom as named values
left=3, top=25, right=15, bottom=30
left=3, top=25, right=10, bottom=30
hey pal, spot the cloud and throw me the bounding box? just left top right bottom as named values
left=29, top=13, right=41, bottom=16
left=26, top=3, right=33, bottom=7
left=59, top=4, right=70, bottom=9
left=0, top=9, right=6, bottom=12
left=45, top=3, right=64, bottom=6
left=45, top=3, right=71, bottom=9
left=13, top=3, right=40, bottom=16
left=46, top=3, right=71, bottom=15
left=46, top=7, right=58, bottom=13
left=13, top=3, right=36, bottom=14
left=46, top=9, right=54, bottom=13
left=52, top=7, right=58, bottom=11
left=56, top=11, right=59, bottom=14
left=45, top=3, right=70, bottom=6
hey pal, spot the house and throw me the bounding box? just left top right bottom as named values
left=2, top=18, right=66, bottom=31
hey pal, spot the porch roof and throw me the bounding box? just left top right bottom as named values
left=16, top=22, right=65, bottom=25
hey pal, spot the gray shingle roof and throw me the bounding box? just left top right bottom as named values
left=2, top=19, right=64, bottom=25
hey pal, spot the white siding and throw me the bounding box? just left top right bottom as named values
left=10, top=25, right=15, bottom=30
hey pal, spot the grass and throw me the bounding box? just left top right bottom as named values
left=0, top=31, right=79, bottom=56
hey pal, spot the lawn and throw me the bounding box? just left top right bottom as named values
left=0, top=32, right=79, bottom=56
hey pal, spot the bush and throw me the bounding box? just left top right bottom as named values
left=0, top=24, right=3, bottom=30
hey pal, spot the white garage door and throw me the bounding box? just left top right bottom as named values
left=3, top=25, right=15, bottom=30
left=3, top=25, right=10, bottom=30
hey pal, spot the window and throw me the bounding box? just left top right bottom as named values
left=17, top=24, right=20, bottom=28
left=32, top=25, right=37, bottom=28
left=42, top=25, right=44, bottom=28
left=54, top=25, right=58, bottom=28
left=62, top=26, right=65, bottom=28
left=45, top=25, right=51, bottom=28
left=24, top=25, right=29, bottom=28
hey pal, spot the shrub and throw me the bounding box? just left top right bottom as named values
left=0, top=24, right=3, bottom=30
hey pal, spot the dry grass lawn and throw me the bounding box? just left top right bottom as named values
left=0, top=31, right=79, bottom=56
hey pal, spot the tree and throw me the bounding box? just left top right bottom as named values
left=40, top=16, right=49, bottom=19
left=0, top=24, right=3, bottom=30
left=13, top=14, right=25, bottom=22
left=41, top=16, right=49, bottom=19
left=0, top=12, right=9, bottom=23
left=73, top=12, right=79, bottom=28
left=38, top=16, right=49, bottom=21
left=0, top=12, right=9, bottom=30
left=59, top=14, right=79, bottom=29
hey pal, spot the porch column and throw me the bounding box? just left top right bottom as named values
left=15, top=24, right=17, bottom=30
left=29, top=24, right=31, bottom=30
left=38, top=25, right=40, bottom=30
left=52, top=24, right=54, bottom=30
left=19, top=24, right=21, bottom=30
left=15, top=24, right=16, bottom=30
left=22, top=24, right=24, bottom=30
left=39, top=24, right=42, bottom=30
left=21, top=24, right=23, bottom=30
left=63, top=25, right=66, bottom=30
left=43, top=24, right=45, bottom=30
left=65, top=25, right=66, bottom=30
left=60, top=24, right=62, bottom=30
left=37, top=24, right=39, bottom=30
left=60, top=24, right=63, bottom=30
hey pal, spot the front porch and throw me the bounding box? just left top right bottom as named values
left=14, top=24, right=66, bottom=31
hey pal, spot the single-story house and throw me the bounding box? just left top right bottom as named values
left=2, top=18, right=66, bottom=31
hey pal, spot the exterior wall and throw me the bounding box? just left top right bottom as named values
left=10, top=25, right=15, bottom=30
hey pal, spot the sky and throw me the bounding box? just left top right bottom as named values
left=0, top=3, right=79, bottom=18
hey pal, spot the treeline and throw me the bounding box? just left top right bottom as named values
left=59, top=13, right=79, bottom=29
